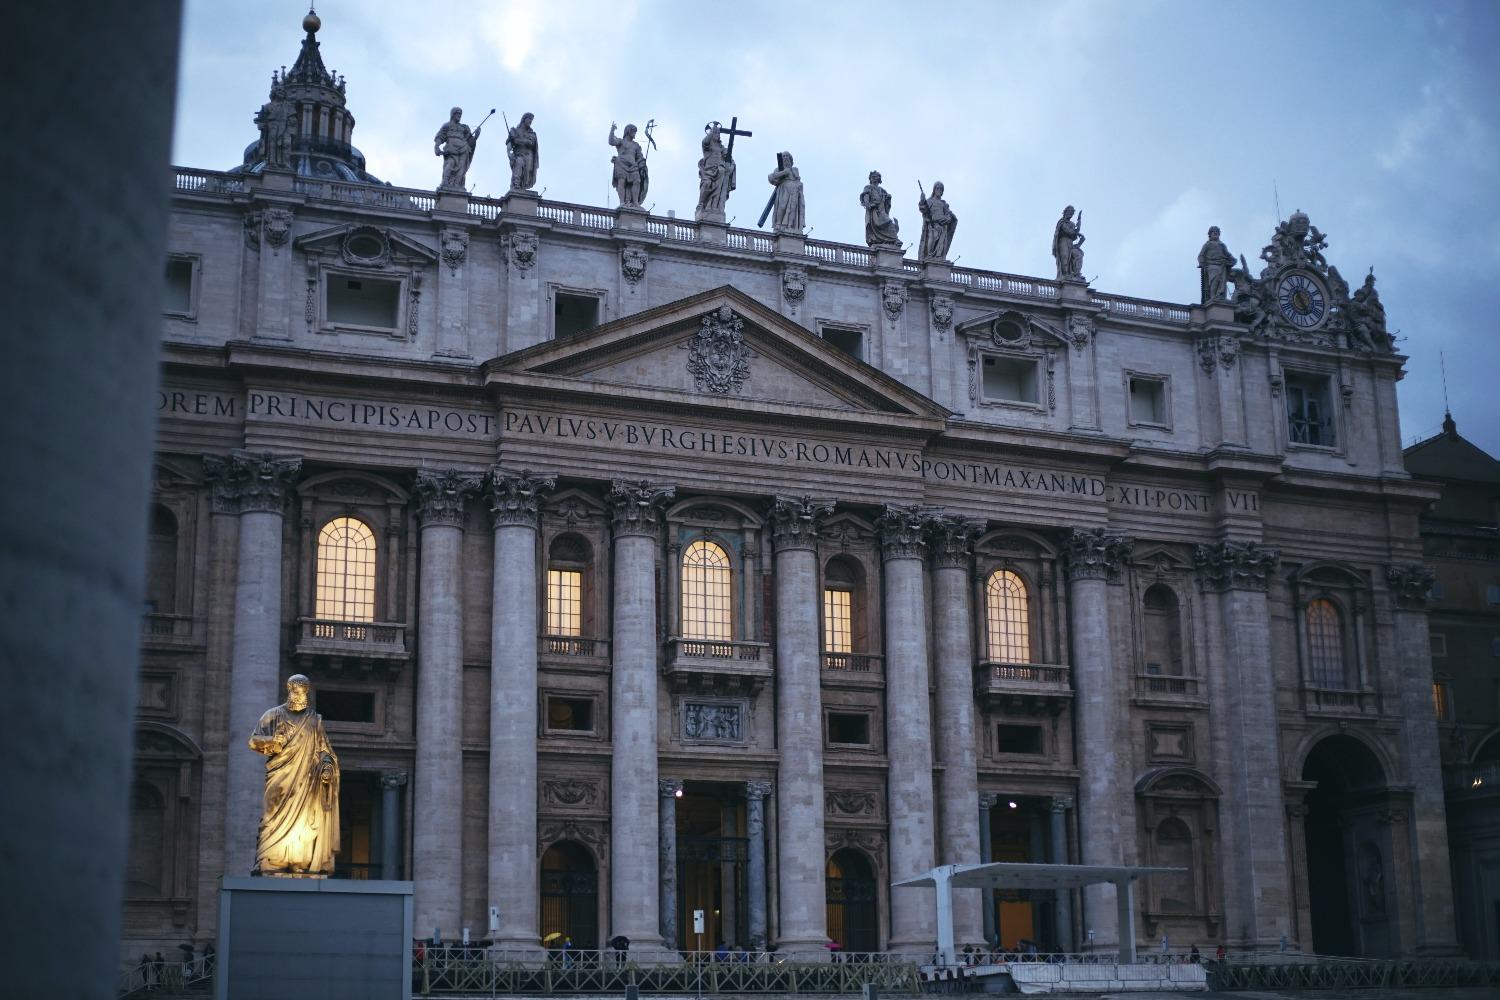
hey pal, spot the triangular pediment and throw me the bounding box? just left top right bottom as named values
left=488, top=286, right=949, bottom=420
left=293, top=223, right=438, bottom=266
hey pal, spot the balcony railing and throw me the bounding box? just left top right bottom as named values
left=295, top=618, right=409, bottom=673
left=1303, top=685, right=1380, bottom=715
left=1135, top=673, right=1202, bottom=698
left=974, top=660, right=1071, bottom=715
left=541, top=634, right=610, bottom=660
left=142, top=612, right=193, bottom=639
left=664, top=637, right=774, bottom=694
left=1446, top=762, right=1500, bottom=796
left=821, top=652, right=883, bottom=673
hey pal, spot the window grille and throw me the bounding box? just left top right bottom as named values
left=985, top=569, right=1031, bottom=663
left=547, top=569, right=583, bottom=636
left=315, top=516, right=375, bottom=622
left=1305, top=598, right=1346, bottom=688
left=823, top=588, right=853, bottom=653
left=681, top=540, right=732, bottom=641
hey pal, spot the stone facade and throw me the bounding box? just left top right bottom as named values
left=124, top=15, right=1461, bottom=965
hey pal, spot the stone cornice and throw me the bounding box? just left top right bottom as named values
left=878, top=505, right=931, bottom=561
left=413, top=469, right=483, bottom=527
left=202, top=450, right=301, bottom=514
left=768, top=495, right=835, bottom=552
left=489, top=468, right=557, bottom=529
left=1386, top=563, right=1436, bottom=611
left=607, top=480, right=675, bottom=538
left=1063, top=527, right=1132, bottom=581
left=928, top=514, right=981, bottom=569
left=1193, top=540, right=1280, bottom=592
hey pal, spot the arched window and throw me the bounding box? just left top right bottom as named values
left=1154, top=818, right=1196, bottom=913
left=682, top=539, right=733, bottom=641
left=145, top=504, right=178, bottom=614
left=822, top=556, right=867, bottom=655
left=1142, top=584, right=1184, bottom=677
left=315, top=516, right=376, bottom=622
left=985, top=569, right=1031, bottom=663
left=547, top=534, right=592, bottom=637
left=1306, top=598, right=1347, bottom=688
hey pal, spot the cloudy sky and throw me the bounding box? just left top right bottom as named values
left=174, top=0, right=1500, bottom=455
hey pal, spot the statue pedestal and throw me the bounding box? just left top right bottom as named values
left=615, top=206, right=649, bottom=231
left=774, top=232, right=805, bottom=256
left=697, top=219, right=728, bottom=245
left=922, top=259, right=952, bottom=283
left=502, top=188, right=540, bottom=218
left=216, top=876, right=414, bottom=1000
left=436, top=190, right=468, bottom=216
left=1058, top=278, right=1093, bottom=306
left=874, top=246, right=905, bottom=272
left=256, top=168, right=295, bottom=192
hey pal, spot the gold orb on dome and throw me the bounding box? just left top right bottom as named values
left=303, top=11, right=321, bottom=33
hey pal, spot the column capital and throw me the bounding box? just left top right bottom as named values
left=658, top=778, right=684, bottom=798
left=878, top=504, right=931, bottom=561
left=414, top=469, right=484, bottom=527
left=928, top=514, right=982, bottom=569
left=380, top=772, right=410, bottom=790
left=203, top=450, right=301, bottom=514
left=1049, top=795, right=1074, bottom=813
left=1386, top=563, right=1436, bottom=611
left=745, top=779, right=774, bottom=801
left=978, top=791, right=1001, bottom=809
left=1193, top=539, right=1280, bottom=591
left=768, top=495, right=834, bottom=551
left=1063, top=527, right=1132, bottom=581
left=488, top=467, right=556, bottom=529
left=608, top=479, right=675, bottom=538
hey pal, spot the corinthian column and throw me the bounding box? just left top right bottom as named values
left=607, top=480, right=675, bottom=956
left=929, top=515, right=983, bottom=947
left=412, top=469, right=483, bottom=939
left=1063, top=527, right=1130, bottom=953
left=879, top=505, right=938, bottom=955
left=769, top=496, right=835, bottom=955
left=204, top=450, right=301, bottom=877
left=1385, top=564, right=1459, bottom=953
left=487, top=470, right=555, bottom=952
left=659, top=778, right=683, bottom=949
left=745, top=780, right=773, bottom=950
left=1193, top=540, right=1291, bottom=949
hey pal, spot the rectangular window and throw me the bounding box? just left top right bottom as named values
left=821, top=326, right=864, bottom=360
left=1128, top=376, right=1168, bottom=425
left=545, top=696, right=594, bottom=733
left=823, top=588, right=853, bottom=653
left=554, top=292, right=600, bottom=339
left=1286, top=372, right=1335, bottom=446
left=316, top=689, right=376, bottom=724
left=1487, top=584, right=1500, bottom=605
left=1430, top=633, right=1447, bottom=658
left=327, top=275, right=401, bottom=330
left=164, top=256, right=195, bottom=315
left=1433, top=682, right=1452, bottom=722
left=1430, top=580, right=1445, bottom=601
left=827, top=712, right=870, bottom=746
left=547, top=569, right=583, bottom=636
left=982, top=355, right=1039, bottom=404
left=996, top=723, right=1044, bottom=755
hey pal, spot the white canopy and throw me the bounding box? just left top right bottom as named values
left=892, top=862, right=1185, bottom=966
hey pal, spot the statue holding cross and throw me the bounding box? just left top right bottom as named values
left=696, top=117, right=751, bottom=224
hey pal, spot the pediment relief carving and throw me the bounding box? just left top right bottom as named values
left=956, top=308, right=1072, bottom=352
left=293, top=223, right=439, bottom=269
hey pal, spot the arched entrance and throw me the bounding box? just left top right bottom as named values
left=1300, top=734, right=1394, bottom=956
left=541, top=840, right=599, bottom=949
left=826, top=849, right=879, bottom=952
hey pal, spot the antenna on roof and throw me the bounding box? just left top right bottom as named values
left=1273, top=179, right=1281, bottom=220
left=1441, top=350, right=1452, bottom=414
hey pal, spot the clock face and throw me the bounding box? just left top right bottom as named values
left=1277, top=271, right=1327, bottom=329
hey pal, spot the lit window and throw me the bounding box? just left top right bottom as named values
left=1433, top=682, right=1452, bottom=722
left=682, top=540, right=732, bottom=641
left=823, top=588, right=853, bottom=654
left=547, top=569, right=583, bottom=636
left=1286, top=373, right=1335, bottom=446
left=315, top=517, right=375, bottom=622
left=985, top=569, right=1031, bottom=663
left=1306, top=599, right=1346, bottom=688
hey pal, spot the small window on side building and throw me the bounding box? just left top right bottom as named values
left=1286, top=372, right=1335, bottom=446
left=996, top=724, right=1044, bottom=755
left=554, top=292, right=600, bottom=339
left=827, top=712, right=870, bottom=746
left=164, top=257, right=195, bottom=316
left=822, top=326, right=864, bottom=360
left=1128, top=376, right=1168, bottom=425
left=545, top=696, right=594, bottom=733
left=327, top=275, right=401, bottom=330
left=316, top=689, right=376, bottom=724
left=982, top=356, right=1039, bottom=404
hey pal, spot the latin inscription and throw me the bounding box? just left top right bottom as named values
left=157, top=389, right=495, bottom=436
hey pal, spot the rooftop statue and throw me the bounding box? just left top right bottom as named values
left=248, top=674, right=340, bottom=876
left=1198, top=226, right=1235, bottom=303
left=506, top=112, right=539, bottom=191
left=1348, top=269, right=1389, bottom=351
left=766, top=152, right=804, bottom=234
left=860, top=171, right=901, bottom=249
left=917, top=181, right=957, bottom=261
left=695, top=123, right=736, bottom=223
left=1259, top=209, right=1327, bottom=274
left=1052, top=205, right=1086, bottom=282
left=434, top=107, right=482, bottom=192
left=254, top=78, right=295, bottom=171
left=608, top=122, right=649, bottom=208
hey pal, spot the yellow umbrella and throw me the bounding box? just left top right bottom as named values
left=543, top=932, right=564, bottom=944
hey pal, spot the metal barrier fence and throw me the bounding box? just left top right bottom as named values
left=118, top=954, right=214, bottom=996
left=1207, top=955, right=1500, bottom=991
left=412, top=948, right=920, bottom=995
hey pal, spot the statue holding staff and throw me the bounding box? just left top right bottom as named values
left=918, top=180, right=958, bottom=261
left=760, top=151, right=804, bottom=233
left=248, top=674, right=340, bottom=876
left=506, top=111, right=539, bottom=191
left=695, top=122, right=736, bottom=221
left=1053, top=205, right=1086, bottom=280
left=608, top=122, right=649, bottom=208
left=434, top=106, right=491, bottom=191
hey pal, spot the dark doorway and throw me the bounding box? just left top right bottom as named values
left=827, top=848, right=879, bottom=952
left=677, top=785, right=748, bottom=951
left=541, top=840, right=599, bottom=949
left=1301, top=735, right=1390, bottom=956
left=334, top=772, right=379, bottom=879
left=988, top=798, right=1052, bottom=949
